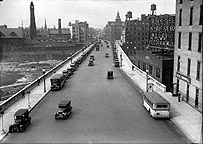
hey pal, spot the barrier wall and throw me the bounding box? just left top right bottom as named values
left=115, top=41, right=166, bottom=92
left=0, top=44, right=95, bottom=112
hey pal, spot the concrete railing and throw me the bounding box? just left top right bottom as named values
left=115, top=41, right=166, bottom=92
left=0, top=44, right=95, bottom=112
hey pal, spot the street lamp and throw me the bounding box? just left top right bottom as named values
left=120, top=52, right=123, bottom=67
left=0, top=110, right=5, bottom=134
left=70, top=53, right=72, bottom=64
left=146, top=69, right=149, bottom=92
left=27, top=91, right=31, bottom=108
left=42, top=69, right=46, bottom=93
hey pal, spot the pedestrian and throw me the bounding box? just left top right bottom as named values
left=22, top=90, right=25, bottom=99
left=37, top=79, right=40, bottom=86
left=132, top=65, right=134, bottom=71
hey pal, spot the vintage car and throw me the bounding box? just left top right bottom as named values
left=90, top=55, right=94, bottom=60
left=88, top=61, right=94, bottom=66
left=107, top=71, right=114, bottom=79
left=62, top=70, right=70, bottom=79
left=55, top=100, right=72, bottom=119
left=67, top=67, right=74, bottom=76
left=105, top=53, right=109, bottom=58
left=114, top=60, right=120, bottom=67
left=9, top=109, right=31, bottom=133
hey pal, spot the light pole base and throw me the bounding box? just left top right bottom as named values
left=1, top=129, right=6, bottom=134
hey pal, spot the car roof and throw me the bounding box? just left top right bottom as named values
left=14, top=109, right=28, bottom=116
left=59, top=100, right=71, bottom=106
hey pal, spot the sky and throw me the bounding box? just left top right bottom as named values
left=0, top=0, right=176, bottom=29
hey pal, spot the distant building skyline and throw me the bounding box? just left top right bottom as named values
left=0, top=0, right=176, bottom=29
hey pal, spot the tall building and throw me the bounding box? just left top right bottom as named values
left=173, top=0, right=202, bottom=112
left=71, top=20, right=89, bottom=43
left=123, top=4, right=175, bottom=92
left=124, top=11, right=149, bottom=56
left=104, top=12, right=125, bottom=41
left=30, top=1, right=37, bottom=40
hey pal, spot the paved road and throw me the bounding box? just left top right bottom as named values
left=2, top=42, right=191, bottom=143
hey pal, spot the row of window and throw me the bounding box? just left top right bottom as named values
left=177, top=56, right=201, bottom=80
left=137, top=61, right=161, bottom=79
left=177, top=79, right=200, bottom=108
left=178, top=32, right=202, bottom=53
left=179, top=5, right=202, bottom=26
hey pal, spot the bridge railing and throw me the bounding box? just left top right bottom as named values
left=0, top=44, right=94, bottom=112
left=115, top=41, right=166, bottom=92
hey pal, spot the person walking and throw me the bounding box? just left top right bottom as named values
left=132, top=65, right=135, bottom=71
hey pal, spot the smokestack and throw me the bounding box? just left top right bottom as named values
left=58, top=19, right=62, bottom=36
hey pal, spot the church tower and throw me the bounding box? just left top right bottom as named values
left=115, top=11, right=121, bottom=22
left=30, top=1, right=37, bottom=40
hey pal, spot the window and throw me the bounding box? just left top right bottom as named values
left=138, top=61, right=141, bottom=68
left=200, top=5, right=203, bottom=25
left=149, top=65, right=153, bottom=75
left=143, top=63, right=146, bottom=71
left=178, top=32, right=181, bottom=49
left=188, top=33, right=192, bottom=51
left=179, top=0, right=182, bottom=4
left=195, top=88, right=199, bottom=107
left=186, top=84, right=189, bottom=102
left=196, top=61, right=201, bottom=80
left=189, top=7, right=193, bottom=25
left=177, top=56, right=180, bottom=72
left=179, top=9, right=182, bottom=26
left=156, top=68, right=160, bottom=78
left=198, top=33, right=202, bottom=53
left=187, top=58, right=191, bottom=76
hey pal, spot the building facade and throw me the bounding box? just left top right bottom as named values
left=124, top=12, right=149, bottom=56
left=104, top=12, right=125, bottom=41
left=122, top=5, right=175, bottom=92
left=71, top=20, right=89, bottom=43
left=173, top=0, right=202, bottom=112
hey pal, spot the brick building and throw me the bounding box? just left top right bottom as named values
left=173, top=0, right=202, bottom=112
left=122, top=4, right=175, bottom=92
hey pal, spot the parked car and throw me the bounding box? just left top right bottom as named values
left=9, top=109, right=31, bottom=133
left=62, top=69, right=70, bottom=79
left=88, top=61, right=94, bottom=66
left=90, top=55, right=94, bottom=60
left=107, top=71, right=114, bottom=79
left=55, top=100, right=72, bottom=119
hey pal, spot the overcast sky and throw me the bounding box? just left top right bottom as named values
left=0, top=0, right=176, bottom=29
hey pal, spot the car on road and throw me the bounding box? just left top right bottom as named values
left=55, top=100, right=72, bottom=119
left=90, top=55, right=94, bottom=60
left=105, top=53, right=109, bottom=58
left=107, top=71, right=114, bottom=79
left=9, top=109, right=31, bottom=133
left=88, top=61, right=94, bottom=66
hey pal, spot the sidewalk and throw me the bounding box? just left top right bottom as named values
left=0, top=48, right=90, bottom=141
left=116, top=42, right=202, bottom=143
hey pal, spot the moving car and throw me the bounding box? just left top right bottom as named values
left=105, top=53, right=109, bottom=58
left=107, top=71, right=114, bottom=79
left=90, top=55, right=94, bottom=60
left=9, top=109, right=31, bottom=133
left=55, top=100, right=72, bottom=119
left=88, top=61, right=94, bottom=66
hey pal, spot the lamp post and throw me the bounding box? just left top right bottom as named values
left=27, top=91, right=31, bottom=108
left=70, top=53, right=72, bottom=64
left=146, top=69, right=149, bottom=92
left=42, top=69, right=46, bottom=93
left=120, top=52, right=123, bottom=67
left=0, top=110, right=5, bottom=134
